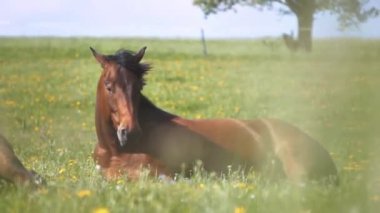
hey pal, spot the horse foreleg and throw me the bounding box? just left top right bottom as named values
left=93, top=143, right=112, bottom=169
left=100, top=153, right=171, bottom=181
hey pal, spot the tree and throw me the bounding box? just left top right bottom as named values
left=193, top=0, right=379, bottom=52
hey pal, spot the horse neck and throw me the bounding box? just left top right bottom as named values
left=138, top=95, right=177, bottom=128
left=95, top=91, right=179, bottom=150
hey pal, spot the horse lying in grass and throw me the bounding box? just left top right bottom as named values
left=0, top=134, right=45, bottom=187
left=90, top=46, right=338, bottom=184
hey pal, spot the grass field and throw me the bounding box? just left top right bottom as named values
left=0, top=37, right=379, bottom=213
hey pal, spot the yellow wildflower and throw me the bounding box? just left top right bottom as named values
left=116, top=179, right=125, bottom=185
left=58, top=168, right=65, bottom=174
left=77, top=189, right=92, bottom=198
left=234, top=207, right=246, bottom=213
left=92, top=207, right=110, bottom=213
left=191, top=85, right=199, bottom=91
left=199, top=183, right=205, bottom=189
left=68, top=159, right=77, bottom=166
left=343, top=161, right=362, bottom=171
left=233, top=182, right=247, bottom=189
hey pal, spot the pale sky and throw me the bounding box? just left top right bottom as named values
left=1, top=0, right=379, bottom=38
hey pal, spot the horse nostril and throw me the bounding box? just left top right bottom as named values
left=116, top=127, right=142, bottom=147
left=117, top=127, right=129, bottom=146
left=121, top=129, right=128, bottom=137
left=119, top=128, right=128, bottom=139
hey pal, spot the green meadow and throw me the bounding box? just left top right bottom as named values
left=0, top=37, right=379, bottom=213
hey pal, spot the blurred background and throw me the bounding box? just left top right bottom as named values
left=1, top=1, right=380, bottom=212
left=1, top=0, right=379, bottom=39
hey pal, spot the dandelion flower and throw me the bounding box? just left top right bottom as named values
left=58, top=168, right=65, bottom=174
left=116, top=179, right=125, bottom=185
left=233, top=182, right=247, bottom=189
left=68, top=159, right=77, bottom=166
left=77, top=189, right=92, bottom=198
left=92, top=207, right=110, bottom=213
left=234, top=207, right=246, bottom=213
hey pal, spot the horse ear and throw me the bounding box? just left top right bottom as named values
left=90, top=47, right=108, bottom=67
left=134, top=46, right=147, bottom=63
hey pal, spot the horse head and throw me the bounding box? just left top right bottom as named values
left=91, top=47, right=149, bottom=147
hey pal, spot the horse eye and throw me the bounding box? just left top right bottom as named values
left=104, top=81, right=113, bottom=93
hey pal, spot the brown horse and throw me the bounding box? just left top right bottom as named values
left=0, top=134, right=45, bottom=187
left=90, top=47, right=338, bottom=184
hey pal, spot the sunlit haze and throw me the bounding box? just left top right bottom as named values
left=1, top=0, right=379, bottom=38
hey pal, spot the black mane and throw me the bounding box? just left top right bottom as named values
left=106, top=49, right=150, bottom=80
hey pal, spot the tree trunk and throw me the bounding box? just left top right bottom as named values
left=296, top=10, right=314, bottom=52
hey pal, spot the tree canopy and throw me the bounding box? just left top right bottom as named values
left=194, top=0, right=379, bottom=30
left=194, top=0, right=379, bottom=51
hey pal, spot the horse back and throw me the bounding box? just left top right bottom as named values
left=141, top=119, right=254, bottom=174
left=172, top=118, right=338, bottom=183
